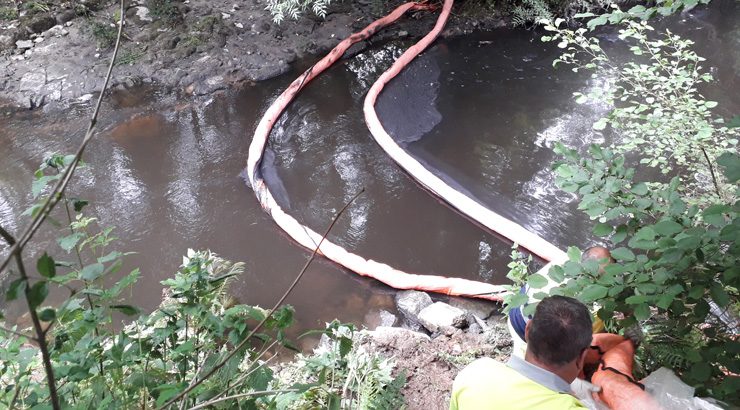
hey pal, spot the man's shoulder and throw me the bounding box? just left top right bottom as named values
left=451, top=358, right=586, bottom=410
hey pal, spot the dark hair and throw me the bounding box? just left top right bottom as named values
left=527, top=296, right=592, bottom=366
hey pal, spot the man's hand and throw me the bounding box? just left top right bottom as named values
left=571, top=378, right=601, bottom=400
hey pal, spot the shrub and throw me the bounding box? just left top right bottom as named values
left=505, top=19, right=739, bottom=402
left=542, top=18, right=738, bottom=203
left=0, top=153, right=406, bottom=409
left=89, top=20, right=118, bottom=48
left=266, top=0, right=333, bottom=23
left=0, top=6, right=18, bottom=20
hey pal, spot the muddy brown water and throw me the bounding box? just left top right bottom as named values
left=1, top=2, right=738, bottom=341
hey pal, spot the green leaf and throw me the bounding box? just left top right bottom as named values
left=39, top=308, right=56, bottom=322
left=581, top=284, right=608, bottom=301
left=31, top=174, right=60, bottom=197
left=6, top=278, right=26, bottom=301
left=79, top=263, right=105, bottom=281
left=71, top=198, right=89, bottom=212
left=339, top=336, right=352, bottom=359
left=110, top=304, right=140, bottom=316
left=28, top=281, right=49, bottom=310
left=716, top=152, right=740, bottom=183
left=676, top=235, right=701, bottom=250
left=634, top=303, right=650, bottom=321
left=630, top=183, right=648, bottom=196
left=612, top=225, right=628, bottom=243
left=690, top=362, right=711, bottom=382
left=704, top=101, right=718, bottom=108
left=548, top=265, right=565, bottom=283
left=625, top=295, right=650, bottom=305
left=592, top=118, right=608, bottom=131
left=710, top=283, right=730, bottom=307
left=58, top=232, right=84, bottom=252
left=654, top=220, right=684, bottom=236
left=37, top=253, right=56, bottom=278
left=633, top=226, right=657, bottom=241
left=567, top=247, right=582, bottom=262
left=593, top=223, right=613, bottom=237
left=610, top=247, right=635, bottom=261
left=98, top=251, right=122, bottom=264
left=527, top=274, right=549, bottom=289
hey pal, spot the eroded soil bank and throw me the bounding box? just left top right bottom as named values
left=0, top=0, right=506, bottom=109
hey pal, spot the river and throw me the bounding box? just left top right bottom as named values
left=1, top=1, right=738, bottom=341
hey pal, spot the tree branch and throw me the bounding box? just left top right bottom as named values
left=0, top=324, right=35, bottom=340
left=701, top=147, right=723, bottom=198
left=159, top=189, right=364, bottom=409
left=16, top=253, right=60, bottom=410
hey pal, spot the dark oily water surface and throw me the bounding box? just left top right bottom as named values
left=1, top=2, right=738, bottom=337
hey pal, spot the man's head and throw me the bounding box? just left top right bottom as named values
left=524, top=296, right=592, bottom=382
left=582, top=246, right=614, bottom=264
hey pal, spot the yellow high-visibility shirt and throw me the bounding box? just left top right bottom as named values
left=450, top=358, right=586, bottom=410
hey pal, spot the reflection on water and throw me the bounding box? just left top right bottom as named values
left=0, top=2, right=737, bottom=334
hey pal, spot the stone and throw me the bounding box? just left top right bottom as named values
left=19, top=70, right=46, bottom=93
left=163, top=35, right=181, bottom=50
left=47, top=25, right=68, bottom=37
left=447, top=297, right=498, bottom=321
left=135, top=6, right=153, bottom=22
left=395, top=290, right=433, bottom=325
left=27, top=15, right=56, bottom=34
left=364, top=309, right=397, bottom=329
left=57, top=9, right=76, bottom=24
left=370, top=326, right=430, bottom=347
left=417, top=302, right=468, bottom=333
left=467, top=322, right=483, bottom=334
left=16, top=39, right=33, bottom=49
left=0, top=34, right=14, bottom=51
left=398, top=30, right=409, bottom=37
left=34, top=37, right=44, bottom=43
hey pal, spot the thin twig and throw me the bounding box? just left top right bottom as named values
left=159, top=189, right=365, bottom=409
left=16, top=254, right=60, bottom=410
left=701, top=147, right=723, bottom=198
left=210, top=340, right=282, bottom=401
left=0, top=224, right=15, bottom=246
left=0, top=0, right=126, bottom=276
left=0, top=324, right=35, bottom=340
left=187, top=389, right=299, bottom=410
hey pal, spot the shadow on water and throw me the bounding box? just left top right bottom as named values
left=0, top=1, right=737, bottom=336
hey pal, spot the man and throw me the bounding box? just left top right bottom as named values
left=508, top=246, right=614, bottom=358
left=450, top=296, right=594, bottom=410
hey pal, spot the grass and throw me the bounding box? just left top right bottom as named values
left=147, top=0, right=179, bottom=21
left=89, top=19, right=118, bottom=48
left=24, top=1, right=51, bottom=15
left=116, top=48, right=144, bottom=66
left=0, top=6, right=18, bottom=20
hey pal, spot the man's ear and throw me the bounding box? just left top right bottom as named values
left=524, top=321, right=531, bottom=343
left=577, top=348, right=588, bottom=371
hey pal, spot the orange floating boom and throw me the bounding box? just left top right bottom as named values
left=246, top=1, right=508, bottom=301
left=362, top=0, right=567, bottom=263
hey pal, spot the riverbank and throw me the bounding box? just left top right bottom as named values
left=0, top=0, right=508, bottom=109
left=349, top=290, right=512, bottom=409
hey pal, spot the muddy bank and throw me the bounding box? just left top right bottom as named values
left=0, top=0, right=506, bottom=109
left=351, top=290, right=513, bottom=409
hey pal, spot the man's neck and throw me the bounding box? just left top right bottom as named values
left=524, top=351, right=574, bottom=384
